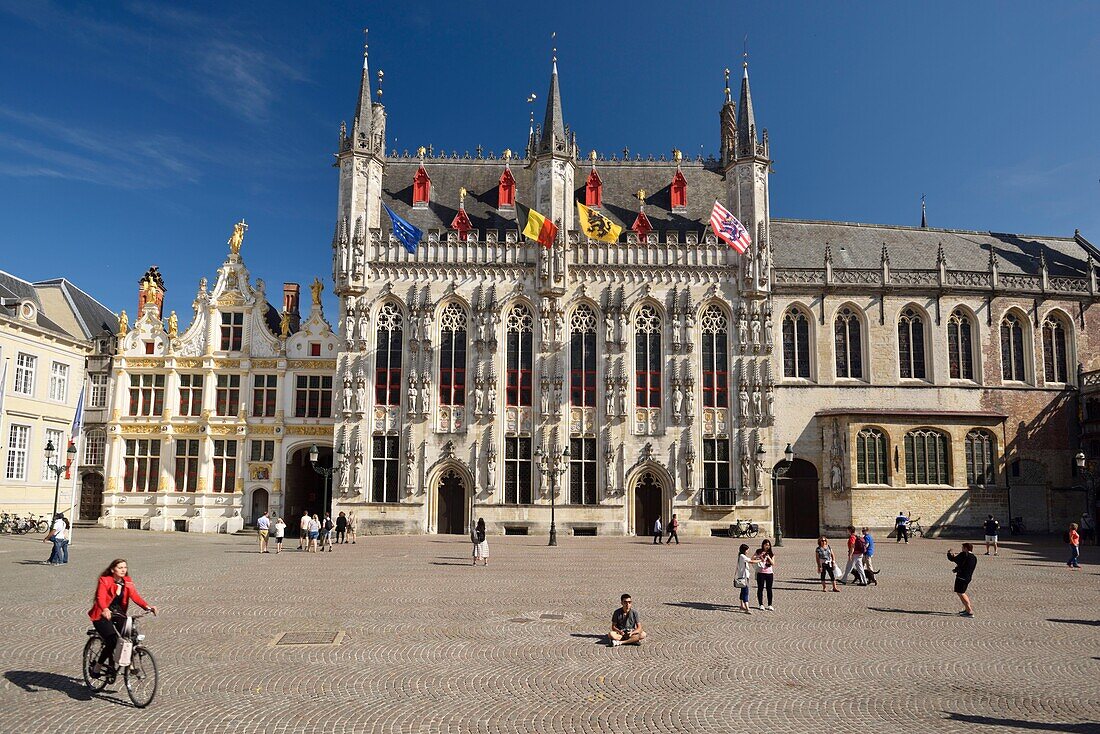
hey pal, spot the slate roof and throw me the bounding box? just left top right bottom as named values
left=0, top=270, right=67, bottom=335
left=0, top=270, right=115, bottom=340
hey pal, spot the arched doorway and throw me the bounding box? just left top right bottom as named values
left=250, top=488, right=269, bottom=523
left=284, top=446, right=332, bottom=522
left=436, top=469, right=467, bottom=535
left=633, top=471, right=664, bottom=537
left=79, top=473, right=104, bottom=521
left=779, top=458, right=820, bottom=538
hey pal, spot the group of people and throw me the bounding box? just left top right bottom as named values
left=42, top=512, right=71, bottom=565
left=254, top=510, right=357, bottom=554
left=651, top=515, right=681, bottom=545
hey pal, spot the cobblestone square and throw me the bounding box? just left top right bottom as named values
left=0, top=529, right=1096, bottom=733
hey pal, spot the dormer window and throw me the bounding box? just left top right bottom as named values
left=412, top=165, right=431, bottom=208
left=498, top=168, right=516, bottom=209
left=585, top=168, right=603, bottom=208
left=670, top=170, right=687, bottom=211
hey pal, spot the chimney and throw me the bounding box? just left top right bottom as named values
left=283, top=283, right=301, bottom=331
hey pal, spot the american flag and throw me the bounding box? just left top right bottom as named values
left=709, top=200, right=751, bottom=253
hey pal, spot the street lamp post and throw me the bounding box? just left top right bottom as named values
left=308, top=444, right=346, bottom=518
left=1075, top=451, right=1097, bottom=545
left=759, top=442, right=795, bottom=547
left=43, top=440, right=77, bottom=525
left=535, top=443, right=570, bottom=547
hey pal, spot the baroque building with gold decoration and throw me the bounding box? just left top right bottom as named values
left=325, top=43, right=1099, bottom=539
left=101, top=226, right=338, bottom=532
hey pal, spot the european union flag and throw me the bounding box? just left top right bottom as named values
left=382, top=202, right=423, bottom=255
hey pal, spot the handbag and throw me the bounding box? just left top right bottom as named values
left=734, top=577, right=748, bottom=588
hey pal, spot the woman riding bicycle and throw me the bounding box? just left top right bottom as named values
left=87, top=559, right=157, bottom=675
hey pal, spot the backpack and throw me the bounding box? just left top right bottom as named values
left=853, top=536, right=867, bottom=554
left=323, top=518, right=333, bottom=531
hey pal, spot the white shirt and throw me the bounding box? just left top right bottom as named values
left=654, top=519, right=662, bottom=533
left=308, top=519, right=321, bottom=532
left=274, top=521, right=286, bottom=538
left=736, top=553, right=752, bottom=580
left=51, top=518, right=67, bottom=541
left=300, top=515, right=310, bottom=529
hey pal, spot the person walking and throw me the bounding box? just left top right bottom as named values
left=298, top=511, right=310, bottom=551
left=752, top=539, right=776, bottom=610
left=1067, top=523, right=1081, bottom=569
left=346, top=512, right=357, bottom=544
left=321, top=513, right=335, bottom=552
left=816, top=536, right=840, bottom=592
left=652, top=516, right=663, bottom=545
left=947, top=543, right=978, bottom=617
left=839, top=526, right=868, bottom=585
left=44, top=513, right=69, bottom=566
left=983, top=515, right=1000, bottom=556
left=666, top=514, right=680, bottom=545
left=472, top=517, right=489, bottom=566
left=861, top=527, right=878, bottom=582
left=335, top=511, right=348, bottom=544
left=895, top=511, right=910, bottom=543
left=273, top=517, right=286, bottom=554
left=735, top=543, right=754, bottom=613
left=307, top=514, right=321, bottom=553
left=256, top=511, right=271, bottom=553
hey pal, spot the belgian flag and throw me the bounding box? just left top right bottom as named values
left=517, top=203, right=558, bottom=248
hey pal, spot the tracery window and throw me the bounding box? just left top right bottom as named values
left=1000, top=313, right=1026, bottom=382
left=904, top=428, right=949, bottom=485
left=570, top=305, right=597, bottom=407
left=898, top=308, right=927, bottom=380
left=947, top=309, right=975, bottom=380
left=374, top=302, right=403, bottom=406
left=634, top=305, right=662, bottom=408
left=371, top=435, right=400, bottom=503
left=1042, top=315, right=1068, bottom=383
left=834, top=307, right=863, bottom=379
left=782, top=308, right=810, bottom=379
left=701, top=438, right=732, bottom=505
left=965, top=429, right=996, bottom=486
left=701, top=306, right=729, bottom=408
left=503, top=436, right=533, bottom=504
left=506, top=305, right=534, bottom=407
left=438, top=303, right=468, bottom=407
left=569, top=437, right=597, bottom=505
left=856, top=428, right=887, bottom=485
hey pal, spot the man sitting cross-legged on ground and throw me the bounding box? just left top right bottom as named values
left=608, top=593, right=647, bottom=647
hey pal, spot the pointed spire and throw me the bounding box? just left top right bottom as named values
left=352, top=29, right=373, bottom=147
left=736, top=57, right=757, bottom=157
left=920, top=194, right=928, bottom=228
left=537, top=33, right=565, bottom=155
left=724, top=67, right=732, bottom=104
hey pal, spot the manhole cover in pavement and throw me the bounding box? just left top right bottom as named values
left=272, top=631, right=344, bottom=647
left=539, top=614, right=564, bottom=620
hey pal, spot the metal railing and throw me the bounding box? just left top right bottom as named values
left=699, top=487, right=738, bottom=506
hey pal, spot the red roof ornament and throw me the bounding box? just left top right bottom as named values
left=632, top=188, right=652, bottom=238
left=670, top=164, right=687, bottom=211
left=413, top=151, right=431, bottom=206
left=585, top=151, right=603, bottom=208
left=451, top=187, right=473, bottom=241
left=498, top=160, right=516, bottom=208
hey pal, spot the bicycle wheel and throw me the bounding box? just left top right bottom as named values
left=124, top=647, right=158, bottom=708
left=749, top=528, right=759, bottom=538
left=82, top=638, right=109, bottom=692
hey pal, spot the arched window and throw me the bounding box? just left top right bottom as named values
left=570, top=305, right=597, bottom=407
left=1000, top=313, right=1026, bottom=382
left=634, top=305, right=662, bottom=408
left=834, top=307, right=863, bottom=379
left=856, top=428, right=887, bottom=485
left=898, top=308, right=927, bottom=380
left=1042, top=315, right=1069, bottom=383
left=947, top=309, right=974, bottom=380
left=904, top=429, right=949, bottom=485
left=438, top=303, right=467, bottom=407
left=965, top=429, right=996, bottom=486
left=701, top=306, right=729, bottom=408
left=782, top=308, right=810, bottom=379
left=506, top=305, right=534, bottom=407
left=374, top=302, right=403, bottom=406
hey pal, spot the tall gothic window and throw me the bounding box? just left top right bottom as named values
left=569, top=437, right=597, bottom=505
left=374, top=301, right=403, bottom=406
left=834, top=307, right=863, bottom=379
left=570, top=305, right=597, bottom=407
left=965, top=429, right=996, bottom=486
left=371, top=435, right=400, bottom=503
left=506, top=305, right=534, bottom=407
left=634, top=305, right=662, bottom=407
left=904, top=428, right=949, bottom=485
left=438, top=303, right=468, bottom=406
left=701, top=306, right=729, bottom=408
left=701, top=438, right=732, bottom=505
left=1000, top=312, right=1026, bottom=382
left=504, top=436, right=533, bottom=504
left=898, top=308, right=927, bottom=380
left=782, top=308, right=810, bottom=379
left=856, top=428, right=887, bottom=485
left=947, top=309, right=975, bottom=380
left=1042, top=315, right=1069, bottom=383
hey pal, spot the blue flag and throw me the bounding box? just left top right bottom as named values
left=382, top=202, right=422, bottom=255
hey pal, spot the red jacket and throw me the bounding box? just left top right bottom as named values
left=88, top=575, right=150, bottom=622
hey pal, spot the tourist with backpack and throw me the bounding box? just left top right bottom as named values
left=1067, top=523, right=1081, bottom=569
left=840, top=526, right=868, bottom=585
left=321, top=513, right=335, bottom=552
left=666, top=514, right=680, bottom=545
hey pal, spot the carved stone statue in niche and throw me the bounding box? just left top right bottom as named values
left=407, top=370, right=419, bottom=414
left=405, top=443, right=415, bottom=494
left=764, top=306, right=774, bottom=349
left=738, top=380, right=750, bottom=418
left=540, top=378, right=550, bottom=416
left=605, top=312, right=615, bottom=343
left=685, top=383, right=695, bottom=420
left=750, top=307, right=761, bottom=347
left=419, top=373, right=431, bottom=415
left=342, top=378, right=354, bottom=414
left=751, top=383, right=762, bottom=422
left=486, top=381, right=497, bottom=415
left=473, top=382, right=485, bottom=416
left=539, top=298, right=551, bottom=343
left=605, top=384, right=614, bottom=415
left=737, top=306, right=748, bottom=347
left=345, top=313, right=356, bottom=343
left=741, top=450, right=752, bottom=490
left=604, top=442, right=614, bottom=494
left=672, top=383, right=684, bottom=419
left=485, top=444, right=497, bottom=492
left=355, top=375, right=367, bottom=415
left=764, top=384, right=774, bottom=419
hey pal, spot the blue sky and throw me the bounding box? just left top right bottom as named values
left=1, top=1, right=1097, bottom=320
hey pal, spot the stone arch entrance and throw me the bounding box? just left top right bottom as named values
left=779, top=458, right=820, bottom=538
left=250, top=488, right=269, bottom=523
left=435, top=468, right=468, bottom=535
left=79, top=472, right=104, bottom=521
left=627, top=465, right=671, bottom=536
left=284, top=445, right=332, bottom=521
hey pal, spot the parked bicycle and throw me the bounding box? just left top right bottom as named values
left=0, top=513, right=48, bottom=534
left=728, top=518, right=760, bottom=538
left=82, top=611, right=159, bottom=708
left=907, top=516, right=925, bottom=537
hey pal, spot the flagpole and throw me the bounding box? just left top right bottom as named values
left=67, top=430, right=82, bottom=545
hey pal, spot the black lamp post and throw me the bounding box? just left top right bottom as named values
left=535, top=443, right=570, bottom=547
left=308, top=444, right=345, bottom=518
left=43, top=440, right=77, bottom=525
left=1075, top=451, right=1097, bottom=545
left=760, top=442, right=795, bottom=547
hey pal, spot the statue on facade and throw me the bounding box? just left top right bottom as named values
left=604, top=312, right=614, bottom=343
left=736, top=306, right=748, bottom=348
left=227, top=219, right=247, bottom=255
left=764, top=305, right=774, bottom=349
left=310, top=278, right=324, bottom=306
left=419, top=372, right=431, bottom=415
left=485, top=444, right=497, bottom=492
left=672, top=308, right=682, bottom=349
left=605, top=384, right=614, bottom=415
left=345, top=312, right=356, bottom=343
left=117, top=310, right=128, bottom=337
left=473, top=382, right=485, bottom=417
left=355, top=376, right=367, bottom=415
left=166, top=311, right=178, bottom=339
left=352, top=457, right=362, bottom=492
left=685, top=382, right=695, bottom=420
left=280, top=311, right=291, bottom=338
left=407, top=370, right=419, bottom=414
left=738, top=380, right=750, bottom=418
left=750, top=307, right=762, bottom=347
left=352, top=241, right=364, bottom=278
left=357, top=308, right=369, bottom=345
left=764, top=383, right=774, bottom=419
left=540, top=378, right=550, bottom=417
left=342, top=378, right=354, bottom=414
left=740, top=450, right=752, bottom=490
left=604, top=441, right=615, bottom=495
left=539, top=298, right=551, bottom=344
left=672, top=383, right=684, bottom=419
left=751, top=383, right=763, bottom=421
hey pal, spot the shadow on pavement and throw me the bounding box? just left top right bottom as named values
left=3, top=671, right=93, bottom=701
left=569, top=633, right=608, bottom=645
left=944, top=712, right=1097, bottom=732
left=664, top=601, right=738, bottom=612
left=867, top=607, right=958, bottom=617
left=1045, top=618, right=1100, bottom=627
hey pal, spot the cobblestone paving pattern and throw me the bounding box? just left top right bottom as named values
left=0, top=530, right=1096, bottom=733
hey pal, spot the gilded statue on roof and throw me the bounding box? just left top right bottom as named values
left=228, top=219, right=248, bottom=255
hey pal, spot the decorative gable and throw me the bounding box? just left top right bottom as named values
left=413, top=164, right=431, bottom=208
left=451, top=207, right=473, bottom=241
left=585, top=167, right=603, bottom=208
left=632, top=211, right=653, bottom=239
left=670, top=169, right=687, bottom=211
left=498, top=167, right=516, bottom=209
